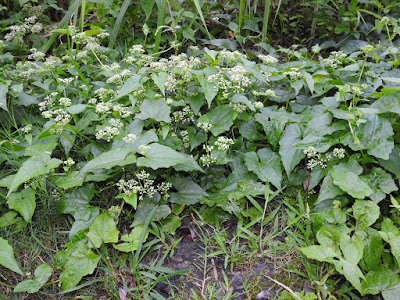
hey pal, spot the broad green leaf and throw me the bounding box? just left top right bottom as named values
left=80, top=148, right=134, bottom=174
left=362, top=235, right=383, bottom=272
left=333, top=259, right=364, bottom=293
left=255, top=110, right=288, bottom=149
left=361, top=265, right=400, bottom=296
left=207, top=105, right=235, bottom=136
left=361, top=167, right=398, bottom=203
left=331, top=169, right=373, bottom=199
left=113, top=225, right=148, bottom=252
left=239, top=116, right=259, bottom=142
left=353, top=200, right=380, bottom=231
left=339, top=235, right=364, bottom=265
left=0, top=82, right=9, bottom=111
left=345, top=114, right=394, bottom=160
left=87, top=212, right=119, bottom=248
left=279, top=123, right=304, bottom=177
left=60, top=243, right=100, bottom=291
left=304, top=72, right=314, bottom=94
left=382, top=283, right=400, bottom=300
left=24, top=139, right=58, bottom=156
left=7, top=188, right=36, bottom=223
left=316, top=175, right=345, bottom=205
left=137, top=143, right=187, bottom=169
left=162, top=215, right=181, bottom=234
left=169, top=177, right=208, bottom=205
left=173, top=153, right=204, bottom=172
left=378, top=145, right=400, bottom=179
left=0, top=238, right=23, bottom=275
left=140, top=0, right=155, bottom=20
left=151, top=72, right=168, bottom=95
left=136, top=99, right=171, bottom=123
left=117, top=192, right=137, bottom=209
left=115, top=75, right=141, bottom=99
left=299, top=245, right=338, bottom=262
left=0, top=211, right=19, bottom=228
left=244, top=147, right=282, bottom=189
left=69, top=207, right=99, bottom=239
left=14, top=263, right=52, bottom=293
left=66, top=104, right=87, bottom=114
left=8, top=154, right=60, bottom=196
left=196, top=73, right=217, bottom=107
left=379, top=218, right=400, bottom=267
left=316, top=226, right=341, bottom=249
left=371, top=92, right=400, bottom=114
left=134, top=198, right=171, bottom=223
left=55, top=171, right=85, bottom=189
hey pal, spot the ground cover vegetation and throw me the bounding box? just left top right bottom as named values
left=0, top=0, right=400, bottom=299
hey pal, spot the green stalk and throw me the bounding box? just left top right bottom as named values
left=238, top=0, right=245, bottom=33
left=261, top=0, right=271, bottom=43
left=109, top=0, right=132, bottom=49
left=154, top=0, right=165, bottom=55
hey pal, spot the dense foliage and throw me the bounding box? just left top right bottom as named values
left=1, top=0, right=400, bottom=299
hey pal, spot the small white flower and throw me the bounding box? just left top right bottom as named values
left=123, top=133, right=137, bottom=143
left=138, top=144, right=151, bottom=155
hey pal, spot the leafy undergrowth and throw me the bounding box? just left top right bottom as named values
left=1, top=4, right=400, bottom=299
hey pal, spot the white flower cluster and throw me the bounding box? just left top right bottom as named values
left=333, top=148, right=346, bottom=159
left=21, top=125, right=32, bottom=134
left=214, top=136, right=234, bottom=151
left=197, top=122, right=212, bottom=132
left=59, top=77, right=75, bottom=86
left=64, top=157, right=75, bottom=167
left=181, top=130, right=190, bottom=148
left=173, top=106, right=194, bottom=124
left=95, top=126, right=120, bottom=142
left=41, top=108, right=71, bottom=133
left=228, top=65, right=252, bottom=93
left=116, top=170, right=172, bottom=200
left=106, top=69, right=131, bottom=84
left=258, top=54, right=278, bottom=64
left=59, top=97, right=72, bottom=106
left=304, top=146, right=346, bottom=170
left=96, top=102, right=112, bottom=114
left=200, top=144, right=217, bottom=167
left=5, top=13, right=43, bottom=46
left=38, top=92, right=58, bottom=111
left=254, top=101, right=264, bottom=110
left=129, top=45, right=145, bottom=55
left=283, top=67, right=302, bottom=80
left=28, top=48, right=45, bottom=61
left=113, top=104, right=132, bottom=118
left=219, top=50, right=246, bottom=63
left=123, top=133, right=137, bottom=143
left=230, top=102, right=247, bottom=113
left=138, top=144, right=151, bottom=155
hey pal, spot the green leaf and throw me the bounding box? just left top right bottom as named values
left=255, top=110, right=288, bottom=149
left=7, top=188, right=36, bottom=223
left=244, top=147, right=282, bottom=189
left=361, top=167, right=398, bottom=203
left=362, top=265, right=400, bottom=296
left=196, top=72, right=217, bottom=107
left=207, top=105, right=235, bottom=136
left=333, top=259, right=364, bottom=293
left=382, top=283, right=400, bottom=300
left=87, top=212, right=119, bottom=248
left=151, top=72, right=168, bottom=95
left=345, top=114, right=394, bottom=160
left=379, top=218, right=400, bottom=267
left=279, top=123, right=304, bottom=177
left=136, top=99, right=171, bottom=123
left=80, top=148, right=134, bottom=175
left=0, top=211, right=19, bottom=228
left=113, top=225, right=148, bottom=252
left=169, top=177, right=208, bottom=205
left=14, top=264, right=52, bottom=293
left=137, top=143, right=187, bottom=169
left=362, top=235, right=383, bottom=272
left=115, top=75, right=141, bottom=99
left=340, top=234, right=364, bottom=265
left=378, top=145, right=400, bottom=179
left=134, top=197, right=171, bottom=223
left=353, top=200, right=380, bottom=231
left=60, top=243, right=100, bottom=291
left=117, top=192, right=137, bottom=209
left=316, top=175, right=345, bottom=205
left=0, top=82, right=9, bottom=112
left=299, top=245, right=338, bottom=262
left=371, top=92, right=400, bottom=114
left=140, top=0, right=155, bottom=20
left=0, top=238, right=23, bottom=275
left=162, top=215, right=181, bottom=234
left=331, top=169, right=373, bottom=199
left=8, top=154, right=61, bottom=196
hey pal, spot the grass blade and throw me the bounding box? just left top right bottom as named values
left=193, top=0, right=212, bottom=40
left=109, top=0, right=132, bottom=49
left=154, top=0, right=166, bottom=54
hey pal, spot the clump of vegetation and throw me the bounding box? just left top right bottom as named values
left=0, top=0, right=400, bottom=299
